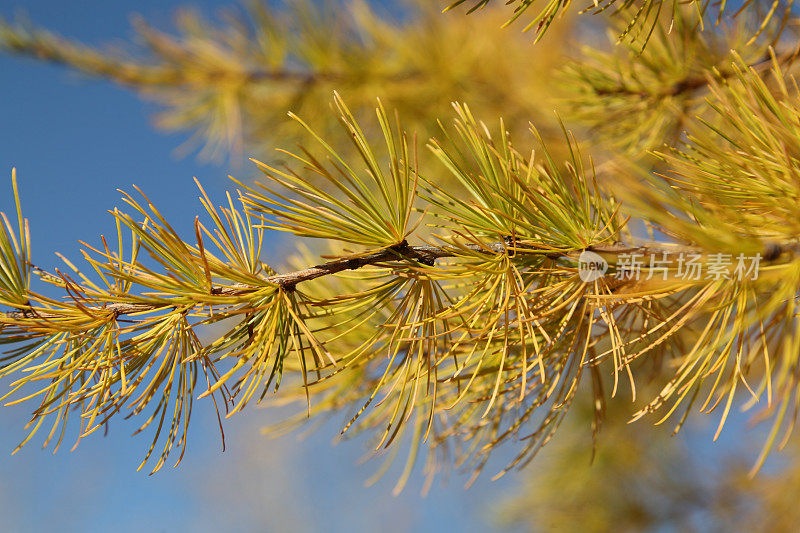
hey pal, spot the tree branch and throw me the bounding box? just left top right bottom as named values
left=593, top=47, right=799, bottom=100
left=0, top=24, right=424, bottom=89
left=1, top=239, right=794, bottom=321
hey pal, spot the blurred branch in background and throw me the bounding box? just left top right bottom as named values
left=495, top=376, right=800, bottom=532
left=560, top=10, right=799, bottom=155
left=0, top=0, right=572, bottom=164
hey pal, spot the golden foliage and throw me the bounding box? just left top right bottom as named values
left=2, top=0, right=800, bottom=496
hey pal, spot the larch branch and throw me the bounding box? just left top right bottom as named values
left=0, top=239, right=793, bottom=321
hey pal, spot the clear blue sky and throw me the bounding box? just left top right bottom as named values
left=0, top=2, right=523, bottom=531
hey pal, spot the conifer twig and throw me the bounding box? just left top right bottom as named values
left=3, top=239, right=794, bottom=320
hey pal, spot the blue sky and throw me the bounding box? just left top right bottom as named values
left=0, top=2, right=524, bottom=531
